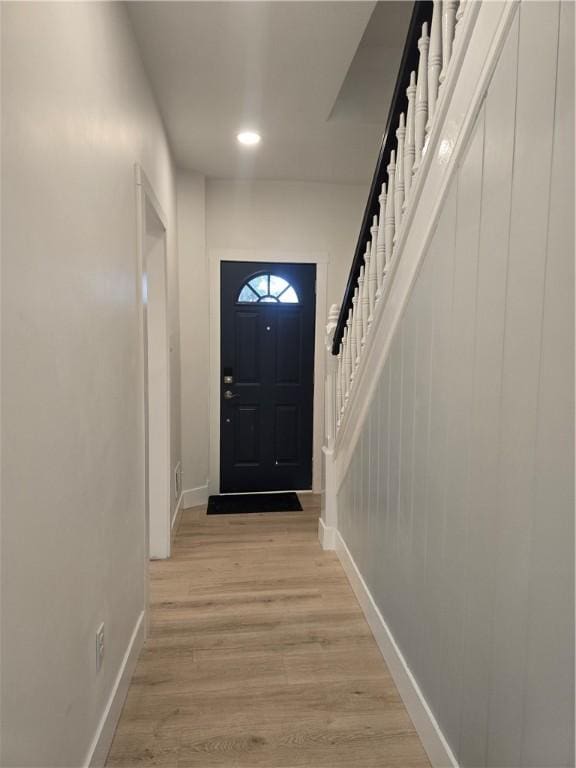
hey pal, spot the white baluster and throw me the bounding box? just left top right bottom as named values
left=385, top=150, right=396, bottom=269
left=335, top=351, right=342, bottom=417
left=362, top=244, right=372, bottom=340
left=343, top=328, right=351, bottom=414
left=348, top=303, right=355, bottom=375
left=363, top=243, right=372, bottom=336
left=376, top=183, right=387, bottom=295
left=359, top=263, right=368, bottom=346
left=456, top=0, right=466, bottom=26
left=357, top=263, right=364, bottom=348
left=403, top=71, right=416, bottom=208
left=394, top=113, right=406, bottom=238
left=352, top=287, right=361, bottom=369
left=454, top=0, right=467, bottom=46
left=363, top=245, right=372, bottom=330
left=340, top=326, right=347, bottom=413
left=427, top=0, right=442, bottom=132
left=368, top=215, right=378, bottom=322
left=335, top=351, right=342, bottom=421
left=414, top=22, right=430, bottom=178
left=440, top=1, right=458, bottom=85
left=343, top=310, right=353, bottom=400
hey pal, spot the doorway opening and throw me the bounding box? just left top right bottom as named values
left=220, top=261, right=316, bottom=493
left=137, top=167, right=171, bottom=560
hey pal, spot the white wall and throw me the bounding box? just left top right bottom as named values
left=206, top=180, right=367, bottom=309
left=1, top=3, right=180, bottom=765
left=177, top=170, right=210, bottom=498
left=337, top=3, right=574, bottom=766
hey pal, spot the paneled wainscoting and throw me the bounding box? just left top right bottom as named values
left=106, top=495, right=429, bottom=767
left=335, top=3, right=574, bottom=767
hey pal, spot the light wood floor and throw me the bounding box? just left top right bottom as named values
left=106, top=495, right=430, bottom=767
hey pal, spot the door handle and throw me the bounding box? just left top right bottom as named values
left=223, top=390, right=239, bottom=400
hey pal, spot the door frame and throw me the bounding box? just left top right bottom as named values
left=209, top=249, right=328, bottom=495
left=135, top=165, right=171, bottom=561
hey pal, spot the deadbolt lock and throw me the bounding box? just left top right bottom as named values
left=223, top=375, right=234, bottom=384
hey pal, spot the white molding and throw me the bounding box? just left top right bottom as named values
left=209, top=249, right=328, bottom=495
left=333, top=0, right=519, bottom=487
left=218, top=488, right=313, bottom=496
left=135, top=163, right=172, bottom=560
left=135, top=165, right=168, bottom=229
left=211, top=248, right=329, bottom=264
left=318, top=516, right=336, bottom=550
left=335, top=532, right=458, bottom=768
left=321, top=444, right=338, bottom=538
left=84, top=611, right=145, bottom=768
left=182, top=484, right=209, bottom=509
left=171, top=490, right=184, bottom=536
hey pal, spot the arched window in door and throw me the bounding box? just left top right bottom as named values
left=237, top=273, right=299, bottom=304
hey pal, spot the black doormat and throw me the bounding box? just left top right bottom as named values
left=207, top=492, right=303, bottom=515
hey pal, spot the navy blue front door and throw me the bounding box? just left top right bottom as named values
left=220, top=262, right=316, bottom=492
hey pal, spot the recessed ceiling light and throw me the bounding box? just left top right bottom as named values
left=237, top=131, right=261, bottom=146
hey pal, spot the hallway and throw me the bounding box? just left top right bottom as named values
left=106, top=496, right=430, bottom=767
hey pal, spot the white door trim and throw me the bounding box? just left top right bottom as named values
left=209, top=248, right=328, bottom=495
left=135, top=165, right=171, bottom=561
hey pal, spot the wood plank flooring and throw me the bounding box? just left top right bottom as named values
left=106, top=495, right=430, bottom=767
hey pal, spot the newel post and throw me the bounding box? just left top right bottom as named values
left=321, top=304, right=340, bottom=550
left=324, top=303, right=340, bottom=450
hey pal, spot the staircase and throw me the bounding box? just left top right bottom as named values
left=327, top=0, right=474, bottom=449
left=320, top=2, right=574, bottom=767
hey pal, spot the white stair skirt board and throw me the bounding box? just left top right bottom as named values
left=318, top=516, right=336, bottom=550
left=182, top=484, right=209, bottom=509
left=335, top=531, right=458, bottom=768
left=84, top=611, right=145, bottom=768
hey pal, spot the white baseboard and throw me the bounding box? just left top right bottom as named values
left=334, top=531, right=458, bottom=768
left=182, top=484, right=209, bottom=509
left=84, top=610, right=145, bottom=767
left=318, top=517, right=336, bottom=550
left=171, top=490, right=184, bottom=537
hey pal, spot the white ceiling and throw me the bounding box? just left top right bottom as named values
left=127, top=1, right=412, bottom=183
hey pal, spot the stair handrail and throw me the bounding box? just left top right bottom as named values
left=331, top=0, right=433, bottom=356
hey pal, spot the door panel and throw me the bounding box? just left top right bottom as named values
left=274, top=405, right=300, bottom=465
left=275, top=313, right=302, bottom=385
left=233, top=405, right=260, bottom=465
left=220, top=261, right=316, bottom=492
left=235, top=312, right=261, bottom=384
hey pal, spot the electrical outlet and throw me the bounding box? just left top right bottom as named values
left=96, top=623, right=105, bottom=673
